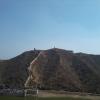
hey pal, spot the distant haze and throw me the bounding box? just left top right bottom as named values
left=0, top=0, right=100, bottom=59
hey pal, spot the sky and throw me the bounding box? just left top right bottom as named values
left=0, top=0, right=100, bottom=59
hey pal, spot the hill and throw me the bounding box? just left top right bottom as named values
left=25, top=48, right=100, bottom=94
left=0, top=50, right=40, bottom=88
left=1, top=48, right=100, bottom=94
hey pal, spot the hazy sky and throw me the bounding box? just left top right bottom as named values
left=0, top=0, right=100, bottom=59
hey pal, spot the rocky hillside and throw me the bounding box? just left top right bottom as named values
left=0, top=50, right=40, bottom=88
left=1, top=48, right=100, bottom=94
left=25, top=48, right=100, bottom=94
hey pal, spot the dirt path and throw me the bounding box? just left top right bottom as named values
left=38, top=90, right=100, bottom=100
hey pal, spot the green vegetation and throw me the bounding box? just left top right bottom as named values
left=0, top=96, right=91, bottom=100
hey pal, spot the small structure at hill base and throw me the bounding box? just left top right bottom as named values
left=24, top=86, right=38, bottom=100
left=24, top=86, right=38, bottom=96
